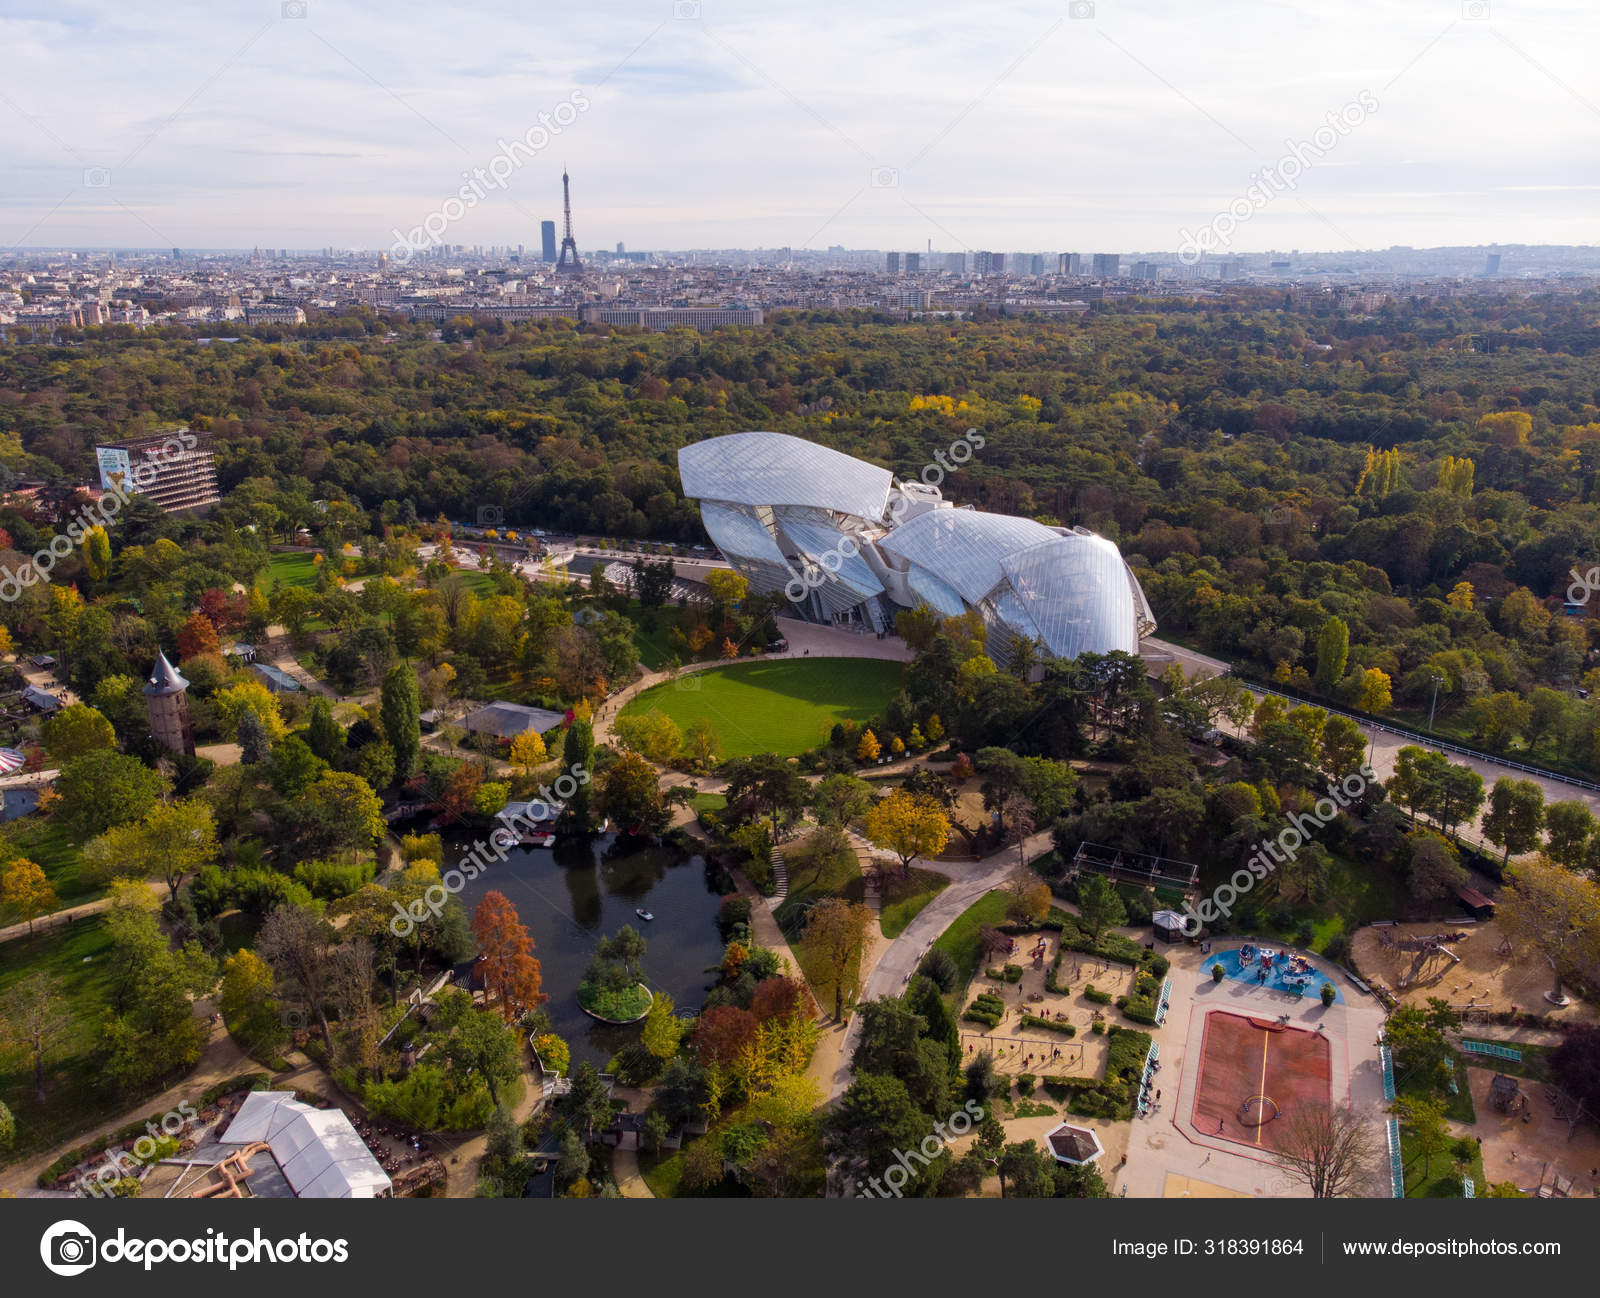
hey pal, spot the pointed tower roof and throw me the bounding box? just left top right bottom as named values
left=144, top=652, right=189, bottom=697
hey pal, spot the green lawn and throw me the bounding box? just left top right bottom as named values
left=776, top=830, right=867, bottom=1016
left=0, top=816, right=96, bottom=907
left=879, top=867, right=950, bottom=938
left=255, top=550, right=319, bottom=595
left=0, top=915, right=124, bottom=1161
left=618, top=658, right=905, bottom=759
left=930, top=889, right=1013, bottom=1003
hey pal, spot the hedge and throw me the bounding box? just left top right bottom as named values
left=1083, top=984, right=1112, bottom=1005
left=964, top=990, right=1007, bottom=1027
left=1020, top=1014, right=1076, bottom=1037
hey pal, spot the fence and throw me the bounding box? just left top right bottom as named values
left=1461, top=1039, right=1523, bottom=1063
left=1386, top=1118, right=1405, bottom=1198
left=1228, top=672, right=1600, bottom=794
left=1379, top=1043, right=1396, bottom=1102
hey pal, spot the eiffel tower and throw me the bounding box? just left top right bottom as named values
left=556, top=168, right=582, bottom=273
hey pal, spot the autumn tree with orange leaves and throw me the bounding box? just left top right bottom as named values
left=470, top=890, right=545, bottom=1019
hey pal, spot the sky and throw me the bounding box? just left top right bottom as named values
left=3, top=0, right=1599, bottom=256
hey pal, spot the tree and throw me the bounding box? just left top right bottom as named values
left=1498, top=859, right=1600, bottom=1005
left=863, top=789, right=950, bottom=870
left=704, top=568, right=748, bottom=607
left=285, top=770, right=384, bottom=857
left=1407, top=833, right=1467, bottom=904
left=997, top=1139, right=1056, bottom=1198
left=177, top=612, right=220, bottom=660
left=1319, top=715, right=1367, bottom=777
left=1353, top=667, right=1393, bottom=714
left=1006, top=875, right=1052, bottom=925
left=723, top=753, right=810, bottom=843
left=1384, top=1000, right=1457, bottom=1092
left=0, top=858, right=56, bottom=936
left=856, top=728, right=881, bottom=762
left=1314, top=617, right=1349, bottom=694
left=598, top=750, right=668, bottom=835
left=829, top=1072, right=933, bottom=1194
left=508, top=728, right=547, bottom=775
left=1547, top=1024, right=1600, bottom=1120
left=52, top=749, right=167, bottom=838
left=470, top=891, right=546, bottom=1018
left=1269, top=1102, right=1378, bottom=1198
left=1544, top=800, right=1599, bottom=871
left=803, top=897, right=876, bottom=1019
left=441, top=1004, right=524, bottom=1109
left=1076, top=873, right=1127, bottom=942
left=83, top=798, right=217, bottom=904
left=1393, top=1095, right=1450, bottom=1182
left=219, top=949, right=286, bottom=1057
left=214, top=680, right=287, bottom=744
left=40, top=703, right=116, bottom=761
left=237, top=709, right=272, bottom=765
left=812, top=773, right=875, bottom=827
left=0, top=972, right=67, bottom=1101
left=257, top=904, right=340, bottom=1042
left=1482, top=778, right=1545, bottom=866
left=560, top=720, right=595, bottom=832
left=642, top=992, right=683, bottom=1059
left=380, top=662, right=422, bottom=781
left=267, top=735, right=328, bottom=800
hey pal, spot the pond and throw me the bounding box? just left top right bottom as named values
left=442, top=829, right=727, bottom=1066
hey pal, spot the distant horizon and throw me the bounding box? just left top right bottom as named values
left=7, top=239, right=1599, bottom=261
left=5, top=2, right=1600, bottom=253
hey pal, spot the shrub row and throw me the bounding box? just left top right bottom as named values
left=1020, top=1014, right=1076, bottom=1037
left=1083, top=984, right=1113, bottom=1005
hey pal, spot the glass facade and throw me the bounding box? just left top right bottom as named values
left=678, top=431, right=1155, bottom=661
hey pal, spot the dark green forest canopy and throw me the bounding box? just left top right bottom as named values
left=0, top=291, right=1596, bottom=768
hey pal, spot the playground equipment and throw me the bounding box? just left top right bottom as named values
left=1379, top=927, right=1468, bottom=986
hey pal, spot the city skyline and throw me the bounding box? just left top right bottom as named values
left=4, top=0, right=1599, bottom=255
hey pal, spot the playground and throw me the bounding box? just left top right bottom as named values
left=955, top=930, right=1137, bottom=1080
left=1352, top=920, right=1600, bottom=1023
left=1190, top=1011, right=1332, bottom=1155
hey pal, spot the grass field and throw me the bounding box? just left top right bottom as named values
left=0, top=816, right=95, bottom=907
left=255, top=550, right=319, bottom=595
left=879, top=868, right=951, bottom=938
left=0, top=915, right=122, bottom=1161
left=930, top=889, right=1013, bottom=1005
left=618, top=658, right=904, bottom=758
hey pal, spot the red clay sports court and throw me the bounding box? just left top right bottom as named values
left=1190, top=1010, right=1332, bottom=1154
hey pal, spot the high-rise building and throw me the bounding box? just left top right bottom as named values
left=973, top=251, right=1004, bottom=274
left=1091, top=253, right=1119, bottom=277
left=1028, top=254, right=1044, bottom=275
left=540, top=221, right=557, bottom=263
left=1484, top=252, right=1501, bottom=276
left=1131, top=260, right=1157, bottom=281
left=905, top=252, right=921, bottom=273
left=886, top=251, right=900, bottom=273
left=1059, top=253, right=1082, bottom=274
left=95, top=430, right=221, bottom=514
left=616, top=242, right=625, bottom=254
left=944, top=252, right=966, bottom=274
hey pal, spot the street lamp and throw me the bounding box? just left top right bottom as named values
left=1427, top=671, right=1444, bottom=733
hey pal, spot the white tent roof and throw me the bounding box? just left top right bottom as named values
left=220, top=1091, right=390, bottom=1199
